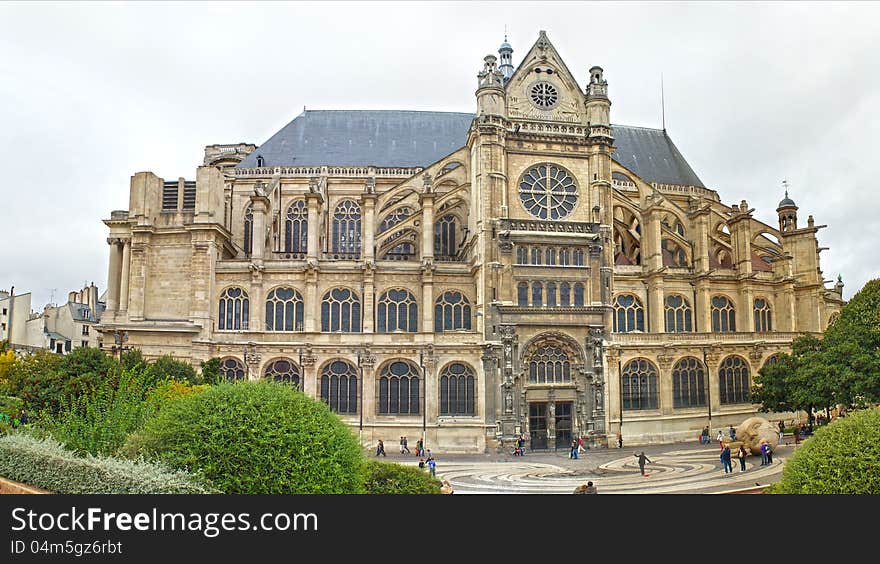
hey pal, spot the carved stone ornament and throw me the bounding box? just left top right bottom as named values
left=364, top=176, right=376, bottom=194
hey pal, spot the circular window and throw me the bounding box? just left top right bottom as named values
left=518, top=163, right=578, bottom=220
left=530, top=82, right=559, bottom=109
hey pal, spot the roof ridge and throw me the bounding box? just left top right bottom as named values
left=304, top=109, right=475, bottom=116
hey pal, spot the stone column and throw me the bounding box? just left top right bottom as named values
left=696, top=278, right=712, bottom=334
left=105, top=238, right=122, bottom=311
left=740, top=286, right=755, bottom=332
left=362, top=268, right=375, bottom=333
left=360, top=354, right=377, bottom=427
left=304, top=267, right=318, bottom=332
left=647, top=274, right=665, bottom=333
left=363, top=191, right=376, bottom=261
left=250, top=195, right=270, bottom=260
left=305, top=192, right=321, bottom=260
left=119, top=239, right=132, bottom=312
left=420, top=186, right=435, bottom=263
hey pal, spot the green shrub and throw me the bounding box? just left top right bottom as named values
left=147, top=355, right=200, bottom=385
left=199, top=357, right=222, bottom=385
left=45, top=368, right=155, bottom=456
left=136, top=381, right=366, bottom=493
left=0, top=433, right=216, bottom=494
left=0, top=396, right=23, bottom=420
left=363, top=460, right=442, bottom=494
left=768, top=406, right=880, bottom=494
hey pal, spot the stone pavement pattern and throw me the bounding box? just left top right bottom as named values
left=391, top=440, right=793, bottom=494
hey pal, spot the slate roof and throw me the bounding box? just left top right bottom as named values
left=237, top=110, right=705, bottom=187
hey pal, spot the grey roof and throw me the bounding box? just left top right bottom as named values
left=778, top=196, right=796, bottom=208
left=610, top=125, right=705, bottom=188
left=69, top=302, right=96, bottom=322
left=45, top=331, right=69, bottom=342
left=237, top=110, right=705, bottom=187
left=237, top=110, right=475, bottom=168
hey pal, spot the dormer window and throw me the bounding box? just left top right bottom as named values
left=256, top=155, right=265, bottom=167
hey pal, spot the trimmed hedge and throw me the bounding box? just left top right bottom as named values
left=768, top=406, right=880, bottom=494
left=0, top=433, right=216, bottom=494
left=136, top=381, right=366, bottom=493
left=363, top=460, right=442, bottom=494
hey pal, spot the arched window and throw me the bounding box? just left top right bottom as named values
left=243, top=205, right=253, bottom=256
left=434, top=291, right=472, bottom=332
left=516, top=246, right=527, bottom=264
left=545, top=248, right=556, bottom=265
left=256, top=155, right=264, bottom=167
left=379, top=207, right=415, bottom=261
left=672, top=357, right=706, bottom=408
left=377, top=289, right=418, bottom=333
left=530, top=247, right=541, bottom=265
left=517, top=282, right=529, bottom=306
left=264, top=358, right=300, bottom=387
left=320, top=360, right=358, bottom=413
left=573, top=283, right=585, bottom=307
left=439, top=363, right=476, bottom=415
left=573, top=249, right=585, bottom=266
left=559, top=248, right=570, bottom=266
left=546, top=282, right=557, bottom=307
left=662, top=239, right=688, bottom=267
left=559, top=282, right=571, bottom=306
left=265, top=287, right=304, bottom=331
left=621, top=358, right=658, bottom=410
left=718, top=356, right=750, bottom=404
left=284, top=200, right=307, bottom=255
left=531, top=282, right=543, bottom=307
left=378, top=361, right=421, bottom=415
left=528, top=345, right=571, bottom=384
left=220, top=357, right=246, bottom=381
left=762, top=355, right=780, bottom=369
left=754, top=298, right=772, bottom=332
left=614, top=294, right=645, bottom=333
left=711, top=296, right=736, bottom=332
left=665, top=295, right=693, bottom=332
left=331, top=200, right=361, bottom=256
left=218, top=287, right=249, bottom=330
left=434, top=215, right=457, bottom=258
left=321, top=288, right=361, bottom=332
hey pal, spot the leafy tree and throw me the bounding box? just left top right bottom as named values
left=120, top=349, right=146, bottom=371
left=146, top=355, right=198, bottom=385
left=1, top=351, right=66, bottom=414
left=199, top=357, right=222, bottom=385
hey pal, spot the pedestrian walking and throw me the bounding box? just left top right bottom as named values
left=399, top=436, right=406, bottom=454
left=716, top=429, right=724, bottom=445
left=720, top=445, right=733, bottom=474
left=738, top=445, right=748, bottom=472
left=376, top=439, right=386, bottom=457
left=577, top=436, right=586, bottom=453
left=634, top=451, right=652, bottom=476
left=759, top=442, right=769, bottom=465
left=427, top=456, right=436, bottom=477
left=766, top=444, right=773, bottom=464
left=617, top=432, right=623, bottom=449
left=728, top=425, right=736, bottom=440
left=777, top=420, right=785, bottom=442
left=700, top=425, right=710, bottom=445
left=402, top=436, right=410, bottom=454
left=570, top=439, right=579, bottom=459
left=418, top=457, right=425, bottom=470
left=517, top=434, right=526, bottom=456
left=415, top=438, right=424, bottom=457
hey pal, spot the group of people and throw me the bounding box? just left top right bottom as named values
left=568, top=437, right=587, bottom=459
left=0, top=408, right=28, bottom=428
left=512, top=434, right=526, bottom=456
left=719, top=444, right=750, bottom=473
left=417, top=455, right=437, bottom=476
left=573, top=481, right=598, bottom=494
left=376, top=438, right=438, bottom=476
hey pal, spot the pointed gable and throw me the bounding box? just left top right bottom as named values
left=505, top=31, right=587, bottom=124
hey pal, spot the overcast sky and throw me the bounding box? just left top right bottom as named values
left=1, top=1, right=878, bottom=309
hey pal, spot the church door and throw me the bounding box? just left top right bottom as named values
left=555, top=401, right=573, bottom=449
left=529, top=402, right=548, bottom=450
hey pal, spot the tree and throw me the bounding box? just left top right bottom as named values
left=146, top=355, right=198, bottom=386
left=199, top=357, right=222, bottom=385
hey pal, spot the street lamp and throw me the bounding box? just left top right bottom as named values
left=617, top=348, right=623, bottom=448
left=297, top=348, right=304, bottom=392
left=111, top=330, right=129, bottom=363
left=702, top=346, right=712, bottom=430
left=356, top=350, right=364, bottom=446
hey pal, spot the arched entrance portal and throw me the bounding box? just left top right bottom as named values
left=520, top=333, right=586, bottom=451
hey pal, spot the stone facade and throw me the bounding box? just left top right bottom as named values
left=98, top=31, right=844, bottom=451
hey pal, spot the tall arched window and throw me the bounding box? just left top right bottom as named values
left=320, top=360, right=358, bottom=413
left=377, top=289, right=418, bottom=333
left=265, top=287, right=304, bottom=331
left=560, top=282, right=571, bottom=306
left=559, top=248, right=570, bottom=265
left=516, top=246, right=527, bottom=264
left=264, top=358, right=300, bottom=387
left=517, top=282, right=529, bottom=306
left=546, top=282, right=557, bottom=307
left=621, top=358, right=658, bottom=410
left=573, top=248, right=585, bottom=266
left=331, top=200, right=361, bottom=257
left=573, top=283, right=585, bottom=307
left=719, top=356, right=750, bottom=404
left=614, top=294, right=645, bottom=333
left=220, top=357, right=246, bottom=381
left=528, top=345, right=571, bottom=384
left=284, top=200, right=307, bottom=255
left=243, top=205, right=253, bottom=256
left=530, top=247, right=541, bottom=265
left=754, top=298, right=772, bottom=332
left=672, top=357, right=706, bottom=408
left=218, top=287, right=249, bottom=330
left=439, top=363, right=476, bottom=415
left=321, top=288, right=361, bottom=332
left=434, top=215, right=457, bottom=258
left=711, top=296, right=736, bottom=332
left=531, top=282, right=543, bottom=307
left=665, top=295, right=693, bottom=332
left=435, top=291, right=472, bottom=332
left=378, top=361, right=420, bottom=415
left=545, top=248, right=556, bottom=265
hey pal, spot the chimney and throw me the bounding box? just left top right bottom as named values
left=90, top=283, right=98, bottom=311
left=69, top=291, right=77, bottom=303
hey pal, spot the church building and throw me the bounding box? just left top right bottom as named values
left=99, top=31, right=844, bottom=451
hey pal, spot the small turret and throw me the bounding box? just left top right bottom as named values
left=476, top=54, right=506, bottom=117
left=776, top=181, right=798, bottom=233
left=498, top=35, right=514, bottom=83
left=585, top=65, right=611, bottom=138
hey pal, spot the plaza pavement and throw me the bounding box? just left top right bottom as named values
left=380, top=438, right=796, bottom=494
